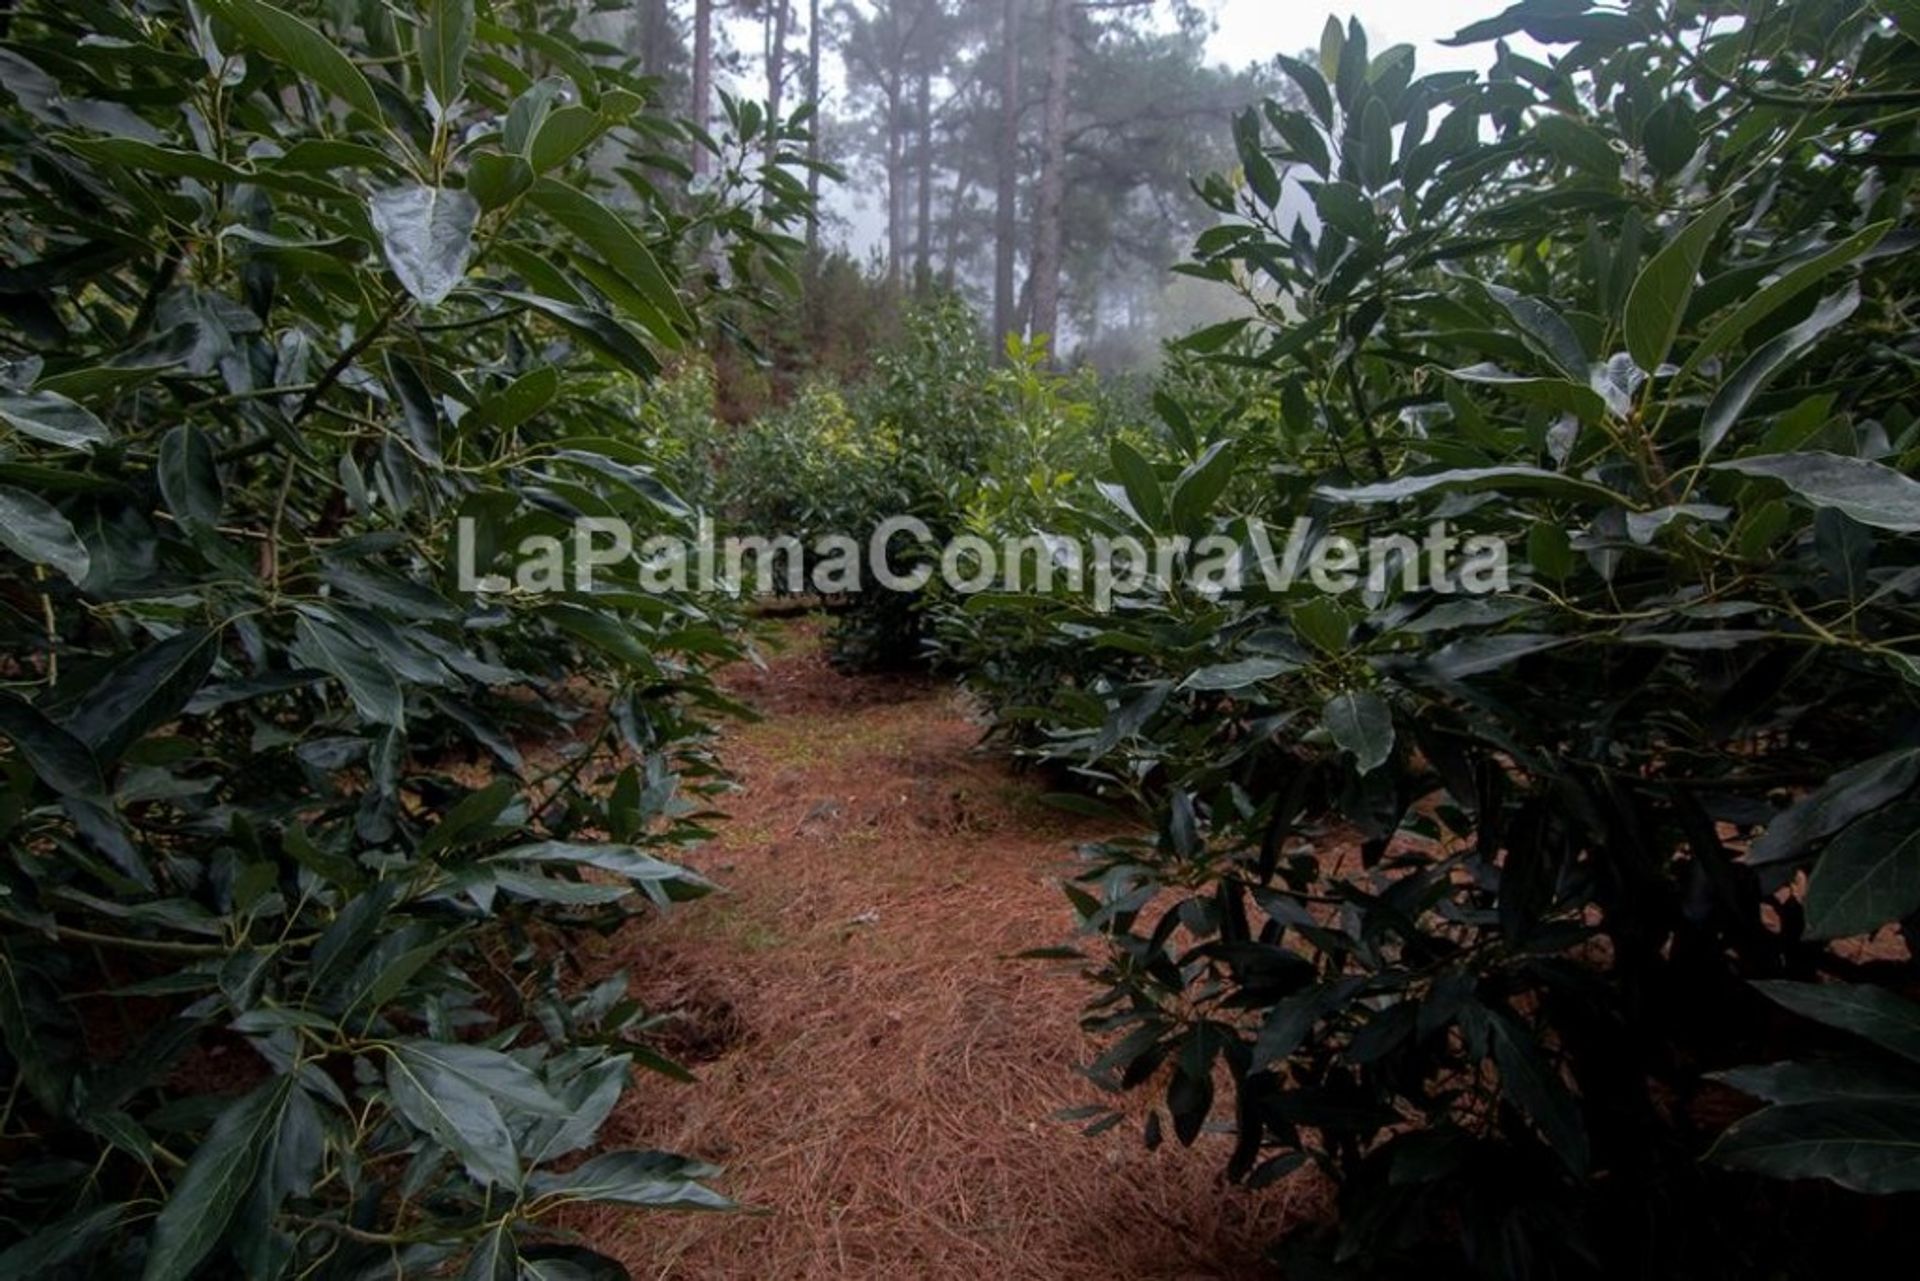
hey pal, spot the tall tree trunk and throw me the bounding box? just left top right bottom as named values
left=691, top=0, right=714, bottom=179
left=943, top=167, right=973, bottom=286
left=992, top=0, right=1020, bottom=347
left=886, top=80, right=905, bottom=285
left=639, top=0, right=672, bottom=82
left=1027, top=0, right=1069, bottom=356
left=765, top=0, right=791, bottom=173
left=806, top=0, right=822, bottom=250
left=915, top=64, right=933, bottom=289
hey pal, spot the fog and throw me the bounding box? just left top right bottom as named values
left=648, top=0, right=1529, bottom=367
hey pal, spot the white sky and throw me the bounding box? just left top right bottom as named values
left=1203, top=0, right=1519, bottom=73
left=802, top=0, right=1525, bottom=256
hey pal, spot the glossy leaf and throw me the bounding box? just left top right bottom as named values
left=369, top=184, right=480, bottom=306
left=141, top=1077, right=292, bottom=1281
left=526, top=180, right=691, bottom=343
left=1711, top=1101, right=1920, bottom=1193
left=1749, top=748, right=1920, bottom=866
left=468, top=150, right=534, bottom=211
left=419, top=0, right=474, bottom=111
left=385, top=1045, right=521, bottom=1188
left=202, top=0, right=382, bottom=120
left=0, top=390, right=111, bottom=450
left=1714, top=452, right=1920, bottom=532
left=1804, top=802, right=1920, bottom=939
left=0, top=693, right=104, bottom=796
left=496, top=291, right=661, bottom=378
left=1324, top=689, right=1393, bottom=773
left=1753, top=981, right=1920, bottom=1065
left=158, top=425, right=222, bottom=530
left=526, top=1149, right=731, bottom=1210
left=1181, top=657, right=1293, bottom=691
left=1699, top=288, right=1859, bottom=459
left=0, top=485, right=88, bottom=582
left=1623, top=199, right=1731, bottom=375
left=63, top=629, right=218, bottom=762
left=1678, top=222, right=1889, bottom=386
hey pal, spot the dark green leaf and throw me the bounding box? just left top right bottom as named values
left=478, top=366, right=558, bottom=429
left=1753, top=980, right=1920, bottom=1065
left=0, top=390, right=111, bottom=450
left=418, top=778, right=519, bottom=856
left=468, top=150, right=534, bottom=211
left=0, top=692, right=104, bottom=796
left=1318, top=464, right=1624, bottom=507
left=527, top=180, right=690, bottom=343
left=1482, top=284, right=1589, bottom=381
left=1641, top=99, right=1699, bottom=178
left=1624, top=199, right=1731, bottom=375
left=385, top=1043, right=522, bottom=1187
left=419, top=0, right=474, bottom=110
left=1714, top=452, right=1920, bottom=532
left=1699, top=288, right=1859, bottom=459
left=1679, top=223, right=1888, bottom=386
left=496, top=292, right=660, bottom=379
left=1168, top=439, right=1235, bottom=535
left=1181, top=657, right=1293, bottom=692
left=461, top=1223, right=518, bottom=1281
left=528, top=105, right=604, bottom=172
left=1312, top=181, right=1377, bottom=241
left=0, top=1203, right=128, bottom=1280
left=1535, top=113, right=1618, bottom=178
left=1275, top=55, right=1333, bottom=127
left=294, top=614, right=405, bottom=726
left=1291, top=597, right=1351, bottom=655
left=1805, top=802, right=1920, bottom=939
left=1715, top=1059, right=1920, bottom=1106
left=202, top=0, right=383, bottom=120
left=142, top=1076, right=292, bottom=1281
left=1446, top=364, right=1608, bottom=419
left=1490, top=1010, right=1589, bottom=1176
left=1108, top=439, right=1165, bottom=530
left=526, top=1149, right=732, bottom=1210
left=1710, top=1100, right=1920, bottom=1193
left=64, top=629, right=217, bottom=762
left=1750, top=748, right=1920, bottom=866
left=158, top=425, right=222, bottom=530
left=0, top=485, right=89, bottom=582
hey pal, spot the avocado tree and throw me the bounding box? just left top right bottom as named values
left=938, top=2, right=1920, bottom=1274
left=0, top=1, right=814, bottom=1276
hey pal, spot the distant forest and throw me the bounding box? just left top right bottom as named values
left=598, top=0, right=1279, bottom=366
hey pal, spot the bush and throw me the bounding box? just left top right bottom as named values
left=715, top=377, right=876, bottom=538
left=702, top=295, right=1142, bottom=670
left=0, top=1, right=809, bottom=1275
left=939, top=3, right=1920, bottom=1275
left=624, top=354, right=725, bottom=507
left=685, top=296, right=1010, bottom=665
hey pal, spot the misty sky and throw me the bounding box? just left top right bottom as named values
left=807, top=0, right=1528, bottom=257
left=1205, top=0, right=1519, bottom=74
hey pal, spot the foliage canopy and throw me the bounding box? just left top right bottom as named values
left=923, top=0, right=1920, bottom=1274
left=0, top=0, right=812, bottom=1275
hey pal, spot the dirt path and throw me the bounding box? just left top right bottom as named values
left=578, top=621, right=1315, bottom=1279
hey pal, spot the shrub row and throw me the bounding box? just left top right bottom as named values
left=0, top=2, right=811, bottom=1275
left=927, top=3, right=1920, bottom=1275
